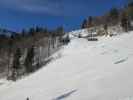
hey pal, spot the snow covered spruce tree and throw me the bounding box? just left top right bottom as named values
left=24, top=45, right=35, bottom=73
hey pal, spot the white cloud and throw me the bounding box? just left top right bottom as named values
left=0, top=0, right=63, bottom=16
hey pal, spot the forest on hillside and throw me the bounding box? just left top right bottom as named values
left=0, top=26, right=70, bottom=81
left=81, top=1, right=133, bottom=35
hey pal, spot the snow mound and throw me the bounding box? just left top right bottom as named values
left=69, top=29, right=89, bottom=38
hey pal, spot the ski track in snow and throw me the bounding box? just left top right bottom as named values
left=53, top=90, right=77, bottom=100
left=114, top=58, right=128, bottom=64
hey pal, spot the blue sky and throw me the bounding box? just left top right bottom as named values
left=0, top=0, right=127, bottom=32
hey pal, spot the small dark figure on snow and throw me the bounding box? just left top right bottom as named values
left=26, top=97, right=29, bottom=100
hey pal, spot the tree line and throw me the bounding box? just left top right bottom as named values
left=81, top=1, right=133, bottom=32
left=0, top=26, right=70, bottom=81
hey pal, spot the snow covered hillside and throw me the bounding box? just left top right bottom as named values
left=0, top=30, right=133, bottom=100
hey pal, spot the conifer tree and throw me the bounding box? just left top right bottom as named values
left=109, top=8, right=119, bottom=25
left=88, top=16, right=93, bottom=28
left=127, top=1, right=133, bottom=20
left=25, top=46, right=35, bottom=73
left=109, top=8, right=119, bottom=20
left=121, top=11, right=130, bottom=32
left=81, top=19, right=86, bottom=29
left=11, top=48, right=21, bottom=81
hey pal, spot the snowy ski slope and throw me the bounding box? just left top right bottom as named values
left=0, top=30, right=133, bottom=100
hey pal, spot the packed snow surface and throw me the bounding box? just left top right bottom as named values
left=0, top=30, right=133, bottom=100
